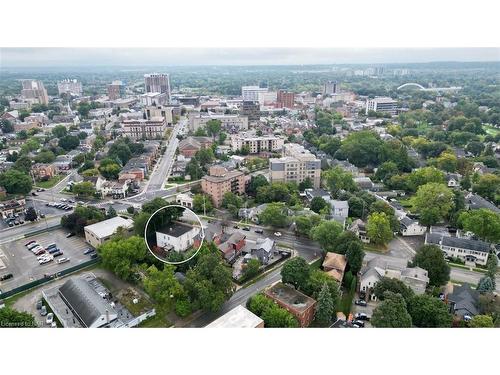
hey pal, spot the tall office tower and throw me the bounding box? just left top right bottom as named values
left=21, top=79, right=49, bottom=105
left=241, top=85, right=268, bottom=102
left=240, top=101, right=261, bottom=123
left=57, top=79, right=83, bottom=96
left=276, top=90, right=295, bottom=109
left=144, top=73, right=171, bottom=102
left=107, top=80, right=125, bottom=100
left=322, top=81, right=338, bottom=95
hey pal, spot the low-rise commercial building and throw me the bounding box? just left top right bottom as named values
left=206, top=305, right=264, bottom=328
left=365, top=97, right=398, bottom=115
left=189, top=114, right=248, bottom=133
left=84, top=217, right=134, bottom=248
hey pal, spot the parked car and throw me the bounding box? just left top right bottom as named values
left=34, top=249, right=47, bottom=256
left=274, top=232, right=282, bottom=237
left=83, top=248, right=94, bottom=255
left=242, top=227, right=250, bottom=231
left=68, top=199, right=75, bottom=203
left=354, top=299, right=367, bottom=307
left=40, top=213, right=46, bottom=218
left=233, top=225, right=240, bottom=229
left=57, top=257, right=70, bottom=264
left=66, top=232, right=76, bottom=238
left=355, top=313, right=370, bottom=321
left=46, top=313, right=54, bottom=325
left=0, top=273, right=13, bottom=281
left=31, top=192, right=38, bottom=196
left=90, top=253, right=98, bottom=259
left=352, top=321, right=364, bottom=328
left=53, top=251, right=63, bottom=258
left=46, top=243, right=57, bottom=249
left=40, top=306, right=47, bottom=316
left=353, top=320, right=365, bottom=327
left=60, top=198, right=67, bottom=202
left=51, top=322, right=57, bottom=328
left=255, top=229, right=264, bottom=234
left=8, top=222, right=14, bottom=227
left=48, top=247, right=59, bottom=254
left=39, top=257, right=53, bottom=265
left=36, top=300, right=43, bottom=310
left=27, top=242, right=40, bottom=250
left=25, top=240, right=36, bottom=247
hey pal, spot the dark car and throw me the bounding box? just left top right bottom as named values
left=90, top=253, right=98, bottom=259
left=0, top=273, right=13, bottom=281
left=48, top=247, right=59, bottom=254
left=233, top=225, right=240, bottom=229
left=242, top=227, right=250, bottom=231
left=40, top=213, right=46, bottom=218
left=83, top=248, right=94, bottom=255
left=53, top=251, right=64, bottom=258
left=8, top=222, right=14, bottom=227
left=353, top=320, right=365, bottom=328
left=254, top=229, right=264, bottom=234
left=31, top=192, right=38, bottom=196
left=354, top=299, right=367, bottom=307
left=355, top=312, right=370, bottom=321
left=66, top=232, right=76, bottom=238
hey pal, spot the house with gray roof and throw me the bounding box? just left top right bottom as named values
left=447, top=283, right=480, bottom=319
left=249, top=238, right=276, bottom=265
left=425, top=232, right=491, bottom=266
left=399, top=216, right=426, bottom=236
left=465, top=192, right=500, bottom=214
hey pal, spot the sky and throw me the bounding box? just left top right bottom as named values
left=1, top=48, right=499, bottom=67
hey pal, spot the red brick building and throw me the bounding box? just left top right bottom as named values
left=264, top=283, right=317, bottom=327
left=276, top=90, right=295, bottom=109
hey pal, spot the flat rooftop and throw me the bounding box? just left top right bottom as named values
left=265, top=283, right=316, bottom=313
left=206, top=305, right=263, bottom=328
left=157, top=222, right=196, bottom=238
left=84, top=216, right=134, bottom=238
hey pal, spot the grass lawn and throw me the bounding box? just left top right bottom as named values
left=137, top=313, right=172, bottom=328
left=35, top=175, right=64, bottom=189
left=364, top=243, right=389, bottom=254
left=483, top=124, right=500, bottom=137
left=119, top=289, right=155, bottom=316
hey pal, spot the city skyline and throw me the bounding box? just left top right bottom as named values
left=1, top=48, right=499, bottom=68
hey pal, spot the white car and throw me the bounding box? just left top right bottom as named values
left=274, top=232, right=282, bottom=237
left=39, top=257, right=53, bottom=265
left=57, top=257, right=70, bottom=264
left=46, top=313, right=54, bottom=325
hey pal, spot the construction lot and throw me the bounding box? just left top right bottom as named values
left=0, top=228, right=92, bottom=294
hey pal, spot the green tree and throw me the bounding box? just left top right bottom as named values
left=281, top=257, right=310, bottom=290
left=486, top=253, right=498, bottom=287
left=413, top=245, right=450, bottom=286
left=433, top=151, right=458, bottom=173
left=473, top=173, right=500, bottom=203
left=375, top=161, right=399, bottom=183
left=247, top=174, right=269, bottom=196
left=205, top=119, right=222, bottom=139
left=52, top=125, right=68, bottom=138
left=407, top=167, right=445, bottom=192
left=459, top=209, right=500, bottom=243
left=0, top=307, right=37, bottom=328
left=184, top=244, right=234, bottom=312
left=339, top=131, right=384, bottom=167
left=469, top=315, right=494, bottom=328
left=366, top=212, right=393, bottom=245
left=98, top=236, right=149, bottom=281
left=305, top=269, right=339, bottom=304
left=72, top=181, right=96, bottom=197
left=413, top=182, right=454, bottom=225
left=143, top=264, right=184, bottom=312
left=98, top=158, right=121, bottom=179
left=477, top=276, right=495, bottom=293
left=0, top=169, right=33, bottom=194
left=34, top=150, right=56, bottom=163
left=185, top=158, right=203, bottom=180
left=371, top=291, right=412, bottom=328
left=373, top=277, right=414, bottom=301
left=247, top=293, right=298, bottom=328
left=293, top=214, right=321, bottom=237
left=311, top=220, right=344, bottom=253
left=192, top=194, right=213, bottom=214
left=259, top=202, right=288, bottom=227
left=310, top=196, right=328, bottom=214
left=242, top=258, right=261, bottom=280
left=14, top=155, right=33, bottom=174
left=323, top=166, right=357, bottom=196
left=106, top=206, right=117, bottom=219
left=331, top=231, right=363, bottom=254
left=298, top=177, right=313, bottom=191
left=133, top=212, right=152, bottom=237
left=315, top=283, right=335, bottom=325
left=58, top=135, right=80, bottom=151
left=345, top=241, right=365, bottom=274
left=407, top=294, right=453, bottom=327
left=25, top=207, right=38, bottom=222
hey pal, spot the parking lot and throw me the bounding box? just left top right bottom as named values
left=351, top=292, right=377, bottom=328
left=0, top=228, right=93, bottom=294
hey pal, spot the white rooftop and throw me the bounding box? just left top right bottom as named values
left=205, top=305, right=263, bottom=328
left=84, top=216, right=134, bottom=239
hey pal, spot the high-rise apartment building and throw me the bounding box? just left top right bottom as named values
left=241, top=85, right=268, bottom=102
left=57, top=79, right=83, bottom=96
left=269, top=143, right=321, bottom=188
left=276, top=90, right=295, bottom=109
left=201, top=166, right=246, bottom=207
left=21, top=80, right=49, bottom=105
left=107, top=81, right=125, bottom=100
left=240, top=101, right=260, bottom=123
left=144, top=73, right=171, bottom=102
left=365, top=97, right=398, bottom=115
left=323, top=81, right=338, bottom=95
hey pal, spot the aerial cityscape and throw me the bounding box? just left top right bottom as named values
left=0, top=48, right=499, bottom=329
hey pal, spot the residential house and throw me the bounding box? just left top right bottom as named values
left=249, top=238, right=276, bottom=265
left=359, top=258, right=429, bottom=300
left=155, top=222, right=201, bottom=253
left=446, top=283, right=480, bottom=319
left=349, top=219, right=370, bottom=243
left=215, top=232, right=246, bottom=261
left=425, top=232, right=491, bottom=266
left=399, top=216, right=426, bottom=236
left=445, top=173, right=461, bottom=188
left=465, top=192, right=500, bottom=214
left=176, top=192, right=194, bottom=209
left=322, top=252, right=347, bottom=284
left=32, top=163, right=57, bottom=181
left=354, top=176, right=375, bottom=190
